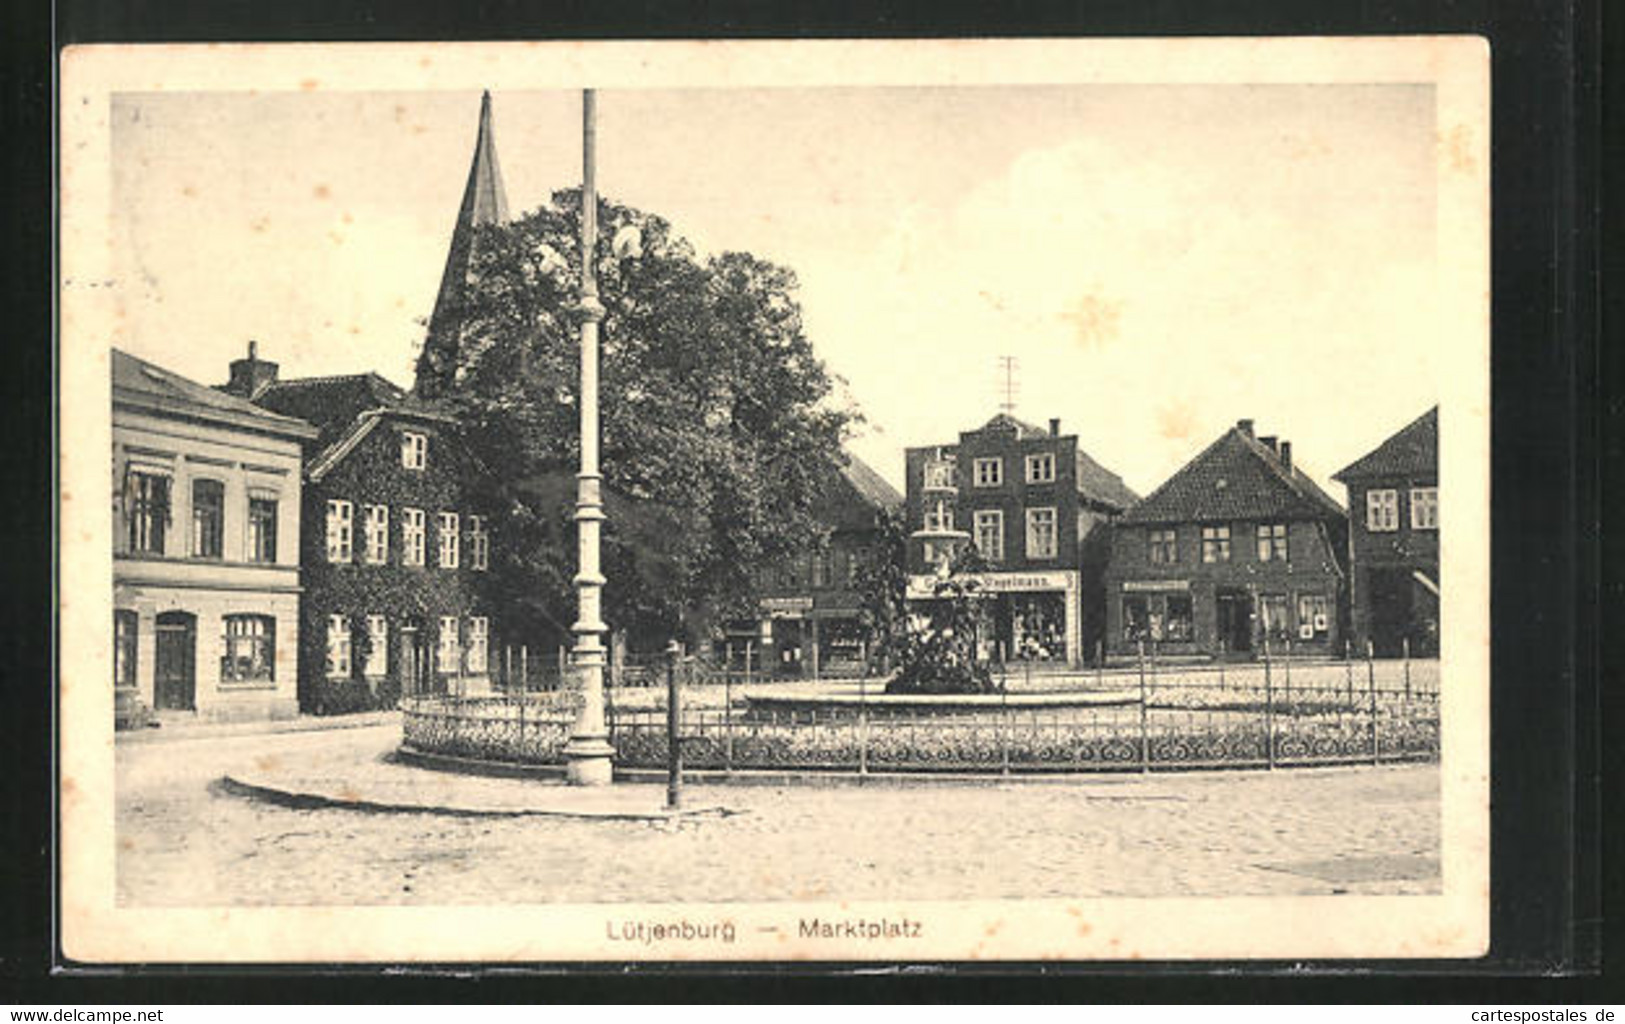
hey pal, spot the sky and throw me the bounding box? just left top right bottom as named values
left=109, top=84, right=1439, bottom=497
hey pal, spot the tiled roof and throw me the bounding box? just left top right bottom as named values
left=838, top=451, right=903, bottom=509
left=1121, top=425, right=1346, bottom=525
left=255, top=373, right=458, bottom=479
left=971, top=412, right=1050, bottom=439
left=1074, top=448, right=1139, bottom=512
left=1332, top=406, right=1438, bottom=481
left=112, top=348, right=317, bottom=440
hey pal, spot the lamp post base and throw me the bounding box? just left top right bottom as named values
left=564, top=737, right=615, bottom=786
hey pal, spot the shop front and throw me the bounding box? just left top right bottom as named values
left=906, top=569, right=1081, bottom=667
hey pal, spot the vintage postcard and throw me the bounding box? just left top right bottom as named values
left=59, top=37, right=1490, bottom=963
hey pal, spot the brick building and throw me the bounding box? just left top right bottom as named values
left=1103, top=419, right=1348, bottom=659
left=1332, top=406, right=1439, bottom=657
left=113, top=348, right=318, bottom=726
left=903, top=413, right=1138, bottom=666
left=731, top=452, right=903, bottom=677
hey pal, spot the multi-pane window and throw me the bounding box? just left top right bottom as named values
left=326, top=614, right=351, bottom=679
left=1259, top=595, right=1291, bottom=643
left=923, top=499, right=954, bottom=533
left=1297, top=594, right=1330, bottom=639
left=1025, top=452, right=1056, bottom=484
left=438, top=512, right=460, bottom=568
left=973, top=510, right=1004, bottom=562
left=923, top=459, right=956, bottom=490
left=402, top=508, right=426, bottom=566
left=467, top=617, right=489, bottom=675
left=124, top=470, right=170, bottom=554
left=1149, top=528, right=1177, bottom=564
left=191, top=479, right=224, bottom=558
left=437, top=616, right=461, bottom=673
left=1256, top=523, right=1288, bottom=562
left=467, top=515, right=489, bottom=571
left=114, top=610, right=138, bottom=689
left=1025, top=507, right=1057, bottom=559
left=1366, top=489, right=1399, bottom=532
left=811, top=549, right=833, bottom=588
left=973, top=457, right=1003, bottom=487
left=325, top=500, right=353, bottom=563
left=364, top=614, right=388, bottom=678
left=1164, top=595, right=1194, bottom=642
left=221, top=615, right=274, bottom=682
left=1201, top=525, right=1231, bottom=563
left=401, top=431, right=427, bottom=470
left=364, top=505, right=389, bottom=564
left=1410, top=487, right=1438, bottom=530
left=247, top=497, right=278, bottom=562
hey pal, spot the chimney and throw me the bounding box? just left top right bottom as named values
left=1049, top=418, right=1061, bottom=437
left=1236, top=418, right=1254, bottom=438
left=225, top=340, right=279, bottom=398
left=1258, top=434, right=1278, bottom=454
left=1279, top=441, right=1293, bottom=473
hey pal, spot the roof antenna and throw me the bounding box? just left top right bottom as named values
left=996, top=355, right=1019, bottom=415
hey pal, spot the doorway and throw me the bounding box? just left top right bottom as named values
left=399, top=625, right=432, bottom=696
left=154, top=611, right=196, bottom=711
left=1214, top=588, right=1253, bottom=655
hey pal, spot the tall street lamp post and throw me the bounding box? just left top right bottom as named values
left=564, top=88, right=614, bottom=786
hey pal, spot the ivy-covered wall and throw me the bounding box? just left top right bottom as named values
left=298, top=413, right=498, bottom=714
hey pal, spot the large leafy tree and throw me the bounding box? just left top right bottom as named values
left=437, top=189, right=856, bottom=652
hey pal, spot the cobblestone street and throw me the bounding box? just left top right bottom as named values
left=117, top=717, right=1439, bottom=907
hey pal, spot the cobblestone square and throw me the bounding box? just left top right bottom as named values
left=116, top=718, right=1439, bottom=907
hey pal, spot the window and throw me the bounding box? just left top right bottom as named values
left=364, top=505, right=389, bottom=564
left=1366, top=489, right=1399, bottom=532
left=467, top=616, right=489, bottom=674
left=923, top=499, right=954, bottom=533
left=1149, top=528, right=1177, bottom=564
left=124, top=470, right=170, bottom=554
left=973, top=457, right=1003, bottom=487
left=467, top=514, right=489, bottom=571
left=973, top=510, right=1004, bottom=562
left=923, top=459, right=956, bottom=489
left=811, top=550, right=832, bottom=588
left=325, top=500, right=353, bottom=563
left=1025, top=507, right=1057, bottom=559
left=401, top=431, right=427, bottom=470
left=191, top=479, right=224, bottom=558
left=1123, top=596, right=1150, bottom=641
left=114, top=611, right=138, bottom=689
left=1164, top=595, right=1194, bottom=642
left=438, top=512, right=460, bottom=568
left=1297, top=594, right=1330, bottom=639
left=1410, top=487, right=1438, bottom=530
left=402, top=508, right=426, bottom=566
left=247, top=497, right=277, bottom=563
left=437, top=616, right=461, bottom=673
left=1256, top=523, right=1288, bottom=562
left=326, top=614, right=351, bottom=679
left=221, top=615, right=274, bottom=682
left=1025, top=452, right=1056, bottom=484
left=1201, top=525, right=1231, bottom=563
left=364, top=614, right=388, bottom=678
left=846, top=547, right=865, bottom=585
left=1259, top=595, right=1291, bottom=643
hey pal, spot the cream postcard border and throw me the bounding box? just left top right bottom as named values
left=59, top=36, right=1490, bottom=963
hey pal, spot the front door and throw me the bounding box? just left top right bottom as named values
left=1214, top=589, right=1252, bottom=655
left=154, top=611, right=196, bottom=711
left=400, top=627, right=431, bottom=696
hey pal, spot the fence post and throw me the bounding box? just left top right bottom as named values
left=1283, top=636, right=1292, bottom=708
left=1345, top=639, right=1354, bottom=707
left=1137, top=639, right=1149, bottom=772
left=1218, top=637, right=1226, bottom=691
left=1367, top=639, right=1379, bottom=764
left=724, top=652, right=735, bottom=775
left=666, top=640, right=682, bottom=810
left=1095, top=640, right=1104, bottom=689
left=858, top=669, right=869, bottom=778
left=1262, top=631, right=1275, bottom=770
left=1402, top=636, right=1412, bottom=699
left=1000, top=669, right=1011, bottom=777
left=520, top=645, right=528, bottom=692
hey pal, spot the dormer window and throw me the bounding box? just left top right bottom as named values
left=401, top=431, right=427, bottom=471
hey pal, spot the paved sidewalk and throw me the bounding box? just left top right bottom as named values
left=118, top=708, right=403, bottom=745
left=222, top=729, right=733, bottom=820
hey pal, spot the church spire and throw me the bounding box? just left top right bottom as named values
left=415, top=90, right=511, bottom=397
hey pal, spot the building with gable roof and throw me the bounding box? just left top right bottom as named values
left=1103, top=418, right=1348, bottom=659
left=733, top=451, right=904, bottom=677
left=113, top=348, right=319, bottom=726
left=903, top=413, right=1139, bottom=666
left=1332, top=406, right=1439, bottom=657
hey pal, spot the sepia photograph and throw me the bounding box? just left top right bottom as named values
left=58, top=37, right=1490, bottom=962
